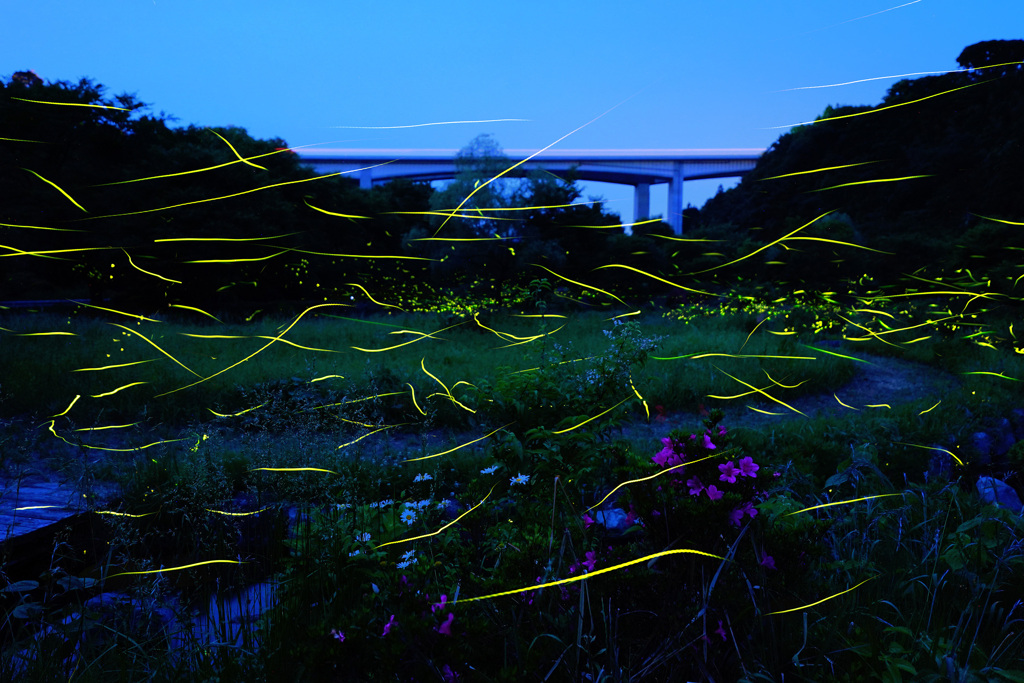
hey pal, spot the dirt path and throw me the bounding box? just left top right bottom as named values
left=617, top=349, right=964, bottom=447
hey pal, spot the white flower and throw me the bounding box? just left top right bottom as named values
left=348, top=550, right=361, bottom=557
left=396, top=558, right=417, bottom=569
left=437, top=499, right=452, bottom=510
left=510, top=473, right=530, bottom=486
left=401, top=549, right=416, bottom=561
left=375, top=499, right=394, bottom=509
left=480, top=464, right=499, bottom=475
left=413, top=473, right=433, bottom=482
left=355, top=532, right=371, bottom=543
left=400, top=509, right=417, bottom=525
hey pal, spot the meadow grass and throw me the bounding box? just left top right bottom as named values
left=3, top=288, right=1023, bottom=681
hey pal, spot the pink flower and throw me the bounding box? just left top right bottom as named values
left=760, top=554, right=776, bottom=570
left=717, top=425, right=727, bottom=437
left=686, top=476, right=704, bottom=496
left=715, top=620, right=727, bottom=641
left=582, top=551, right=597, bottom=572
left=738, top=456, right=759, bottom=478
left=432, top=594, right=448, bottom=614
left=702, top=433, right=716, bottom=450
left=382, top=614, right=396, bottom=636
left=330, top=629, right=345, bottom=643
left=730, top=501, right=759, bottom=525
left=442, top=664, right=461, bottom=681
left=652, top=446, right=674, bottom=468
left=705, top=485, right=723, bottom=500
left=582, top=513, right=594, bottom=529
left=718, top=461, right=740, bottom=484
left=437, top=612, right=454, bottom=635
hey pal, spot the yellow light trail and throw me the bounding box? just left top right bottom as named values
left=403, top=424, right=514, bottom=463
left=765, top=576, right=879, bottom=615
left=51, top=395, right=80, bottom=417
left=106, top=559, right=246, bottom=579
left=74, top=301, right=162, bottom=322
left=785, top=493, right=904, bottom=516
left=552, top=396, right=632, bottom=434
left=895, top=442, right=965, bottom=467
left=587, top=451, right=727, bottom=512
left=303, top=198, right=370, bottom=220
left=90, top=382, right=148, bottom=398
left=208, top=128, right=267, bottom=171
left=455, top=548, right=725, bottom=604
left=809, top=175, right=932, bottom=193
left=767, top=79, right=985, bottom=129
left=78, top=173, right=340, bottom=220
left=531, top=263, right=628, bottom=306
left=21, top=168, right=87, bottom=212
left=157, top=303, right=348, bottom=396
left=110, top=323, right=201, bottom=377
left=759, top=161, right=881, bottom=180
left=10, top=96, right=130, bottom=111
left=375, top=486, right=495, bottom=550
left=593, top=264, right=717, bottom=297
left=169, top=304, right=223, bottom=323
left=685, top=210, right=837, bottom=275
left=715, top=366, right=806, bottom=417
left=251, top=467, right=339, bottom=474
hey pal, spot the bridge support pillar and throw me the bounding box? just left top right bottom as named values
left=633, top=183, right=650, bottom=222
left=360, top=168, right=373, bottom=190
left=668, top=162, right=684, bottom=235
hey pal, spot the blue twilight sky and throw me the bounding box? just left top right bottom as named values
left=5, top=1, right=1022, bottom=223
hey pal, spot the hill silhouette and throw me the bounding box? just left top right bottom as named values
left=694, top=39, right=1024, bottom=284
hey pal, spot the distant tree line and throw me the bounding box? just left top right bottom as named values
left=4, top=39, right=1022, bottom=311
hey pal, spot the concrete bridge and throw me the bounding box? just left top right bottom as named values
left=297, top=149, right=764, bottom=234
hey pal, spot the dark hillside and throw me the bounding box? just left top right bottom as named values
left=698, top=40, right=1024, bottom=279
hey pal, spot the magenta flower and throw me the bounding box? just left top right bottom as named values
left=686, top=475, right=704, bottom=495
left=717, top=425, right=727, bottom=437
left=437, top=612, right=454, bottom=635
left=330, top=629, right=345, bottom=643
left=738, top=456, right=760, bottom=478
left=715, top=620, right=728, bottom=641
left=382, top=614, right=396, bottom=636
left=729, top=507, right=745, bottom=526
left=582, top=512, right=594, bottom=529
left=718, top=461, right=740, bottom=483
left=705, top=484, right=723, bottom=500
left=582, top=550, right=597, bottom=572
left=760, top=554, right=776, bottom=570
left=652, top=446, right=674, bottom=468
left=741, top=501, right=758, bottom=520
left=432, top=594, right=448, bottom=614
left=442, top=664, right=461, bottom=681
left=702, top=433, right=716, bottom=450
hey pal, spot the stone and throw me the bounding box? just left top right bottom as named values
left=1010, top=409, right=1024, bottom=441
left=594, top=508, right=631, bottom=532
left=994, top=418, right=1017, bottom=457
left=971, top=432, right=993, bottom=464
left=976, top=476, right=1024, bottom=514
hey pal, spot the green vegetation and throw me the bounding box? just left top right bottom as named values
left=2, top=41, right=1024, bottom=681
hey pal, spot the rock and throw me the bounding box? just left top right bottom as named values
left=994, top=418, right=1017, bottom=457
left=926, top=449, right=954, bottom=481
left=972, top=432, right=993, bottom=464
left=1010, top=409, right=1024, bottom=441
left=976, top=476, right=1024, bottom=514
left=594, top=508, right=631, bottom=532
